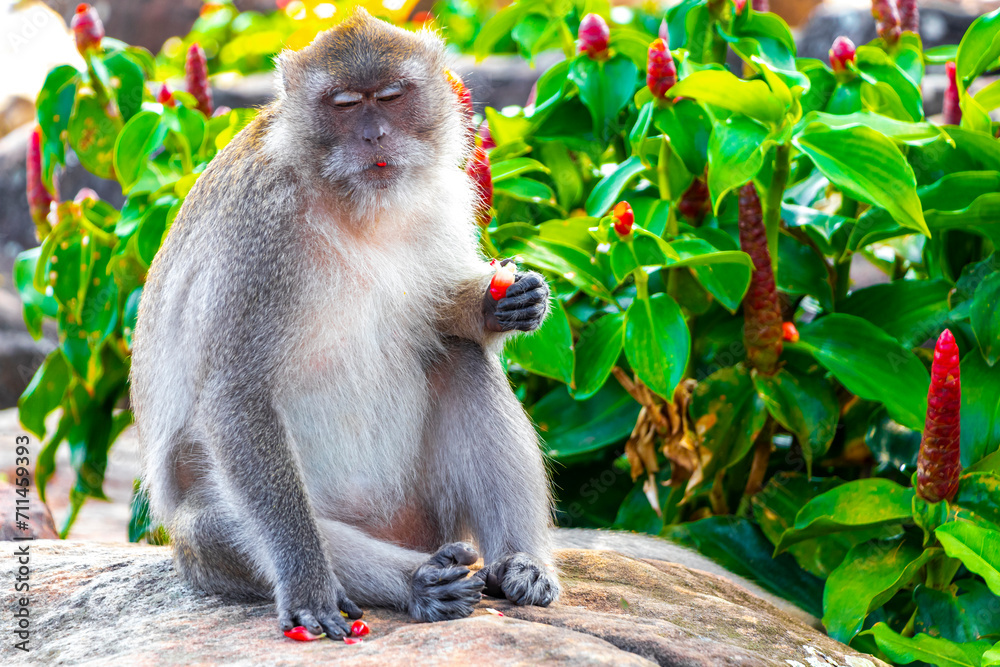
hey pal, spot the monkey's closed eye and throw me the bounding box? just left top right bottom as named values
left=376, top=93, right=403, bottom=103
left=328, top=91, right=363, bottom=109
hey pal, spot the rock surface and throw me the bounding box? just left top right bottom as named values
left=1, top=540, right=884, bottom=666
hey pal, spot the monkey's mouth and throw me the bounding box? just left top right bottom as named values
left=360, top=161, right=398, bottom=187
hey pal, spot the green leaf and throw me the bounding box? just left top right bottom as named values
left=653, top=100, right=712, bottom=177
left=856, top=46, right=923, bottom=121
left=936, top=521, right=1000, bottom=596
left=800, top=110, right=946, bottom=146
left=670, top=238, right=752, bottom=313
left=35, top=65, right=79, bottom=183
left=102, top=50, right=145, bottom=122
left=707, top=116, right=769, bottom=213
left=667, top=69, right=786, bottom=126
left=499, top=232, right=616, bottom=301
left=775, top=233, right=833, bottom=311
left=914, top=581, right=1000, bottom=644
left=774, top=478, right=915, bottom=552
left=490, top=157, right=550, bottom=182
left=690, top=364, right=768, bottom=484
left=780, top=203, right=850, bottom=245
left=504, top=299, right=574, bottom=386
left=752, top=368, right=838, bottom=475
left=794, top=123, right=928, bottom=237
left=584, top=155, right=646, bottom=217
left=68, top=93, right=121, bottom=180
left=956, top=8, right=1000, bottom=91
left=569, top=54, right=638, bottom=143
left=571, top=312, right=625, bottom=400
left=794, top=314, right=929, bottom=430
left=609, top=233, right=676, bottom=283
left=961, top=353, right=1000, bottom=467
left=863, top=623, right=991, bottom=667
left=135, top=202, right=172, bottom=267
left=123, top=286, right=142, bottom=350
left=838, top=280, right=954, bottom=348
left=971, top=273, right=1000, bottom=366
left=532, top=382, right=640, bottom=460
left=953, top=473, right=1000, bottom=530
left=624, top=293, right=690, bottom=400
left=823, top=535, right=939, bottom=643
left=494, top=177, right=556, bottom=205
left=114, top=111, right=167, bottom=192
left=538, top=142, right=584, bottom=210
left=17, top=350, right=70, bottom=439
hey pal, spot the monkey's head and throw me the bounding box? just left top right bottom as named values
left=273, top=9, right=468, bottom=210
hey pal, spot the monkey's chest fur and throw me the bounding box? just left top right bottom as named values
left=278, top=225, right=456, bottom=540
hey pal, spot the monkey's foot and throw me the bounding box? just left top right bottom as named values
left=408, top=542, right=485, bottom=622
left=276, top=583, right=363, bottom=638
left=489, top=271, right=550, bottom=332
left=476, top=552, right=560, bottom=607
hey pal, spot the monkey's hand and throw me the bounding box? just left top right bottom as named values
left=276, top=574, right=363, bottom=638
left=408, top=542, right=485, bottom=622
left=476, top=553, right=560, bottom=607
left=483, top=268, right=550, bottom=333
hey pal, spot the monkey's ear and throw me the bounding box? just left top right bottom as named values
left=275, top=50, right=303, bottom=95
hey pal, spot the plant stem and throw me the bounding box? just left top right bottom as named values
left=633, top=264, right=649, bottom=301
left=834, top=257, right=852, bottom=302
left=926, top=553, right=962, bottom=590
left=764, top=143, right=791, bottom=274
left=744, top=417, right=775, bottom=497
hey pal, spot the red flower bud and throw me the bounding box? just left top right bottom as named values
left=578, top=14, right=610, bottom=60
left=73, top=188, right=99, bottom=204
left=284, top=626, right=325, bottom=641
left=677, top=177, right=709, bottom=223
left=898, top=0, right=919, bottom=34
left=71, top=4, right=104, bottom=56
left=782, top=322, right=799, bottom=343
left=647, top=38, right=677, bottom=100
left=350, top=620, right=370, bottom=637
left=26, top=126, right=57, bottom=237
left=829, top=36, right=856, bottom=73
left=157, top=84, right=176, bottom=108
left=738, top=183, right=783, bottom=375
left=734, top=0, right=747, bottom=13
left=185, top=42, right=214, bottom=117
left=658, top=19, right=669, bottom=42
left=943, top=61, right=961, bottom=126
left=489, top=263, right=516, bottom=300
left=916, top=329, right=961, bottom=503
left=612, top=200, right=634, bottom=236
left=466, top=145, right=493, bottom=226
left=872, top=0, right=901, bottom=45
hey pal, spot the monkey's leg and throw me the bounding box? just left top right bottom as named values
left=317, top=520, right=484, bottom=621
left=423, top=337, right=561, bottom=607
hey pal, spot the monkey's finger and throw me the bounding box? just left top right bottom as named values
left=496, top=304, right=547, bottom=328
left=495, top=288, right=548, bottom=313
left=316, top=611, right=351, bottom=638
left=278, top=608, right=296, bottom=633
left=429, top=541, right=479, bottom=567
left=503, top=272, right=545, bottom=298
left=338, top=595, right=364, bottom=620
left=437, top=577, right=485, bottom=602
left=295, top=610, right=324, bottom=638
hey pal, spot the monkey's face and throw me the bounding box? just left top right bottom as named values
left=275, top=10, right=466, bottom=207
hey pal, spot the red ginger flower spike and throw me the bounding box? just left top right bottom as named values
left=578, top=14, right=610, bottom=60
left=26, top=126, right=57, bottom=237
left=943, top=61, right=961, bottom=126
left=898, top=0, right=919, bottom=34
left=467, top=145, right=493, bottom=226
left=916, top=329, right=961, bottom=503
left=829, top=36, right=856, bottom=73
left=872, top=0, right=902, bottom=45
left=678, top=177, right=709, bottom=223
left=612, top=200, right=634, bottom=236
left=752, top=0, right=770, bottom=11
left=71, top=4, right=104, bottom=56
left=738, top=183, right=783, bottom=375
left=157, top=84, right=176, bottom=108
left=185, top=43, right=214, bottom=117
left=647, top=38, right=677, bottom=101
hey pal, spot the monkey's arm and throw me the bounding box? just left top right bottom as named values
left=438, top=265, right=550, bottom=345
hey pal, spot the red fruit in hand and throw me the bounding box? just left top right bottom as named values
left=916, top=329, right=961, bottom=503
left=612, top=200, right=634, bottom=236
left=738, top=183, right=783, bottom=375
left=578, top=14, right=610, bottom=60
left=829, top=36, right=856, bottom=73
left=943, top=61, right=961, bottom=126
left=350, top=620, right=370, bottom=637
left=489, top=263, right=516, bottom=300
left=71, top=4, right=104, bottom=55
left=646, top=38, right=677, bottom=101
left=284, top=626, right=326, bottom=641
left=185, top=42, right=214, bottom=117
left=781, top=322, right=800, bottom=343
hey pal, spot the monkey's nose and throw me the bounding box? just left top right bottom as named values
left=362, top=124, right=386, bottom=144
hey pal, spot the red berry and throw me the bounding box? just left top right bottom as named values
left=489, top=264, right=516, bottom=300
left=612, top=200, right=634, bottom=236
left=71, top=4, right=104, bottom=55
left=350, top=620, right=370, bottom=637
left=828, top=36, right=856, bottom=73
left=26, top=126, right=57, bottom=236
left=185, top=42, right=213, bottom=117
left=781, top=322, right=800, bottom=343
left=871, top=0, right=902, bottom=45
left=943, top=61, right=961, bottom=126
left=646, top=38, right=677, bottom=101
left=578, top=14, right=610, bottom=60
left=284, top=626, right=326, bottom=641
left=738, top=183, right=783, bottom=375
left=916, top=329, right=961, bottom=503
left=467, top=145, right=493, bottom=226
left=157, top=84, right=176, bottom=108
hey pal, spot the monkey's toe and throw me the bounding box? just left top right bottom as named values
left=409, top=543, right=485, bottom=622
left=478, top=552, right=561, bottom=607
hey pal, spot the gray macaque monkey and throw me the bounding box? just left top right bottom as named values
left=130, top=8, right=559, bottom=638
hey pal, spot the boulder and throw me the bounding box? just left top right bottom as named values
left=1, top=540, right=885, bottom=666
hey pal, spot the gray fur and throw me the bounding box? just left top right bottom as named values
left=130, top=8, right=558, bottom=633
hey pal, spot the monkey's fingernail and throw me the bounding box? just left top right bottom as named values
left=284, top=626, right=326, bottom=641
left=350, top=620, right=370, bottom=637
